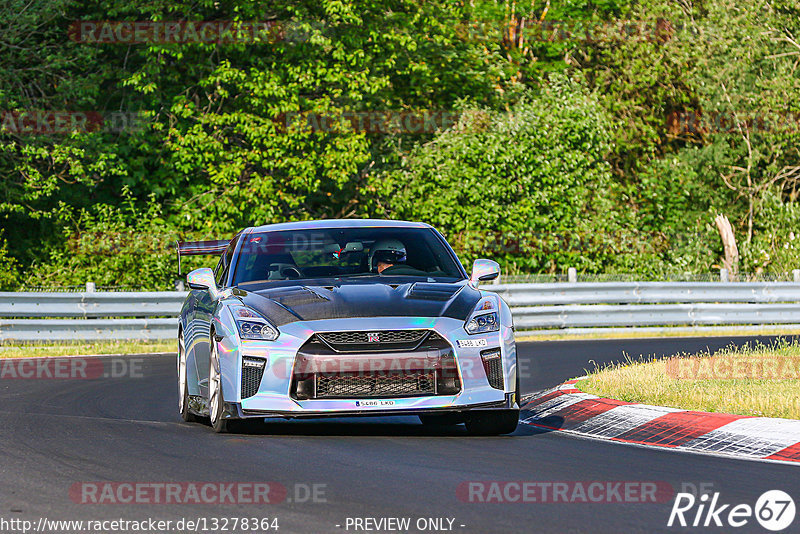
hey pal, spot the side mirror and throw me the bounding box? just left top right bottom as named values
left=470, top=259, right=500, bottom=284
left=187, top=268, right=219, bottom=298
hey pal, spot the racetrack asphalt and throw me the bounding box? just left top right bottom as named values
left=0, top=336, right=797, bottom=533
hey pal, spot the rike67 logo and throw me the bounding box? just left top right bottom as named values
left=668, top=490, right=795, bottom=531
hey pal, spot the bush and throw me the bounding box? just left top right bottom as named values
left=0, top=235, right=20, bottom=290
left=368, top=76, right=619, bottom=274
left=740, top=190, right=800, bottom=274
left=22, top=193, right=183, bottom=290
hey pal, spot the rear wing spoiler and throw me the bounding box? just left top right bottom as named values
left=176, top=239, right=230, bottom=275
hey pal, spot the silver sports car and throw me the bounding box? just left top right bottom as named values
left=177, top=219, right=519, bottom=434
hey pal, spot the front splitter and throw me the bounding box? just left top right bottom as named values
left=232, top=397, right=516, bottom=420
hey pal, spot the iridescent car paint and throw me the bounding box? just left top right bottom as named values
left=177, top=220, right=519, bottom=434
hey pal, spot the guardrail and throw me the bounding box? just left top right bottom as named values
left=487, top=281, right=800, bottom=333
left=0, top=291, right=186, bottom=318
left=0, top=291, right=186, bottom=342
left=2, top=281, right=800, bottom=342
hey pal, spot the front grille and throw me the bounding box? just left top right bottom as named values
left=312, top=330, right=437, bottom=352
left=291, top=330, right=460, bottom=400
left=481, top=349, right=504, bottom=390
left=315, top=371, right=436, bottom=398
left=241, top=360, right=266, bottom=399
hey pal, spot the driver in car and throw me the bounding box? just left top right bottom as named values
left=370, top=239, right=408, bottom=274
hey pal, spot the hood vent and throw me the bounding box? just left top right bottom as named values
left=405, top=283, right=459, bottom=301
left=263, top=286, right=330, bottom=306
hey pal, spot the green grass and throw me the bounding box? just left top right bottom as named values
left=0, top=340, right=175, bottom=358
left=579, top=339, right=800, bottom=420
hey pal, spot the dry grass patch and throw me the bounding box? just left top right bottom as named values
left=0, top=340, right=175, bottom=358
left=579, top=340, right=800, bottom=420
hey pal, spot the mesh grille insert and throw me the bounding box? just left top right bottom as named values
left=481, top=349, right=504, bottom=391
left=315, top=371, right=436, bottom=398
left=241, top=362, right=265, bottom=399
left=486, top=358, right=503, bottom=389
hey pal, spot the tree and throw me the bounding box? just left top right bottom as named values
left=367, top=76, right=622, bottom=274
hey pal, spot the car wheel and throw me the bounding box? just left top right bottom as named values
left=514, top=355, right=521, bottom=408
left=178, top=332, right=200, bottom=423
left=464, top=410, right=519, bottom=436
left=209, top=338, right=233, bottom=433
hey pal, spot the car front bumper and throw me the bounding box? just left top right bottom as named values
left=213, top=315, right=518, bottom=420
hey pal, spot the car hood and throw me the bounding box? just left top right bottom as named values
left=235, top=281, right=482, bottom=326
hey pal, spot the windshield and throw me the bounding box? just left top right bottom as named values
left=232, top=227, right=464, bottom=287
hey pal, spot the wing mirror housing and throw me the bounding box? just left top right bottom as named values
left=470, top=259, right=500, bottom=284
left=187, top=268, right=219, bottom=298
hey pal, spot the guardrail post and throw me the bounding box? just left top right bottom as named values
left=85, top=282, right=96, bottom=293
left=567, top=267, right=577, bottom=283
left=794, top=269, right=800, bottom=282
left=720, top=268, right=729, bottom=283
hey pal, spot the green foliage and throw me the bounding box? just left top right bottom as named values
left=369, top=76, right=617, bottom=273
left=2, top=0, right=800, bottom=287
left=740, top=190, right=800, bottom=274
left=22, top=192, right=178, bottom=290
left=2, top=0, right=521, bottom=285
left=0, top=234, right=20, bottom=290
left=622, top=145, right=737, bottom=275
left=557, top=0, right=800, bottom=274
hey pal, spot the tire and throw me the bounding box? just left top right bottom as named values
left=514, top=354, right=521, bottom=408
left=209, top=337, right=234, bottom=433
left=464, top=410, right=519, bottom=436
left=178, top=332, right=200, bottom=423
left=418, top=413, right=463, bottom=426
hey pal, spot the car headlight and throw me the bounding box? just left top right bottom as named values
left=230, top=305, right=279, bottom=341
left=465, top=311, right=500, bottom=335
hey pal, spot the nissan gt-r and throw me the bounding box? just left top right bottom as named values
left=177, top=219, right=519, bottom=434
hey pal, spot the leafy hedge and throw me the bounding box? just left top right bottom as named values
left=369, top=77, right=620, bottom=274
left=2, top=0, right=800, bottom=289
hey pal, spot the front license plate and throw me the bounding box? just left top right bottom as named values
left=355, top=400, right=396, bottom=407
left=457, top=338, right=488, bottom=348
